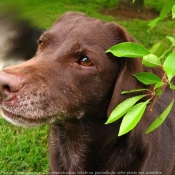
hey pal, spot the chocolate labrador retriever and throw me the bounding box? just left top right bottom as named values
left=0, top=12, right=174, bottom=174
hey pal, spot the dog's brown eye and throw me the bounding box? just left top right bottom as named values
left=37, top=39, right=44, bottom=49
left=79, top=56, right=93, bottom=67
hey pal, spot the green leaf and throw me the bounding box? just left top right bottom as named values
left=142, top=54, right=161, bottom=67
left=172, top=5, right=175, bottom=18
left=149, top=0, right=175, bottom=28
left=133, top=72, right=161, bottom=85
left=159, top=0, right=175, bottom=19
left=119, top=100, right=150, bottom=136
left=121, top=89, right=149, bottom=94
left=170, top=82, right=175, bottom=90
left=106, top=42, right=150, bottom=58
left=149, top=42, right=167, bottom=57
left=156, top=89, right=163, bottom=96
left=146, top=99, right=174, bottom=134
left=106, top=95, right=146, bottom=124
left=163, top=53, right=175, bottom=82
left=149, top=17, right=161, bottom=29
left=166, top=36, right=175, bottom=46
left=154, top=82, right=164, bottom=90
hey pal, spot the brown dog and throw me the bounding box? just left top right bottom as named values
left=0, top=12, right=174, bottom=174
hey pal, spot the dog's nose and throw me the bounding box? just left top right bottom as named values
left=0, top=70, right=24, bottom=101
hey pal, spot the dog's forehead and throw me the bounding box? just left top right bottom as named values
left=39, top=14, right=114, bottom=54
left=37, top=13, right=123, bottom=60
left=49, top=14, right=109, bottom=41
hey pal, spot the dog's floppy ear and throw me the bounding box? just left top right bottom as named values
left=107, top=57, right=145, bottom=117
left=105, top=22, right=138, bottom=44
left=106, top=23, right=146, bottom=117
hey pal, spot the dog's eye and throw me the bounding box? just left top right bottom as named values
left=79, top=56, right=93, bottom=67
left=37, top=39, right=44, bottom=49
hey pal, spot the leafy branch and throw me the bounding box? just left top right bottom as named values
left=105, top=39, right=175, bottom=136
left=149, top=0, right=175, bottom=29
left=105, top=4, right=175, bottom=136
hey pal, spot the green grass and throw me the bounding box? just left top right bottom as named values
left=1, top=0, right=174, bottom=47
left=0, top=119, right=49, bottom=173
left=0, top=0, right=174, bottom=173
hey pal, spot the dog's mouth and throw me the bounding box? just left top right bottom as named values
left=0, top=85, right=60, bottom=127
left=1, top=107, right=57, bottom=127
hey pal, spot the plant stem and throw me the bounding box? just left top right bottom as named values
left=149, top=95, right=158, bottom=112
left=161, top=73, right=167, bottom=91
left=149, top=73, right=167, bottom=112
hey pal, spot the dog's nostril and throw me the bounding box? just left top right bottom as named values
left=0, top=71, right=24, bottom=101
left=0, top=85, right=14, bottom=100
left=3, top=85, right=11, bottom=92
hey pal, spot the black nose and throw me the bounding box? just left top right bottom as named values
left=0, top=70, right=24, bottom=101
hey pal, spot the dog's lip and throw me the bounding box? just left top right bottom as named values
left=1, top=106, right=58, bottom=127
left=0, top=92, right=17, bottom=105
left=1, top=107, right=35, bottom=127
left=1, top=108, right=24, bottom=126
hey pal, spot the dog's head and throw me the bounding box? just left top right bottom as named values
left=0, top=12, right=154, bottom=127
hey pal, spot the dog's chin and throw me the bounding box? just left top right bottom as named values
left=1, top=108, right=53, bottom=127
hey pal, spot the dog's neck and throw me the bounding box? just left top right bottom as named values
left=49, top=121, right=89, bottom=172
left=48, top=117, right=148, bottom=173
left=48, top=117, right=113, bottom=172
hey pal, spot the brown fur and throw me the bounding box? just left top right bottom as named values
left=0, top=12, right=174, bottom=174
